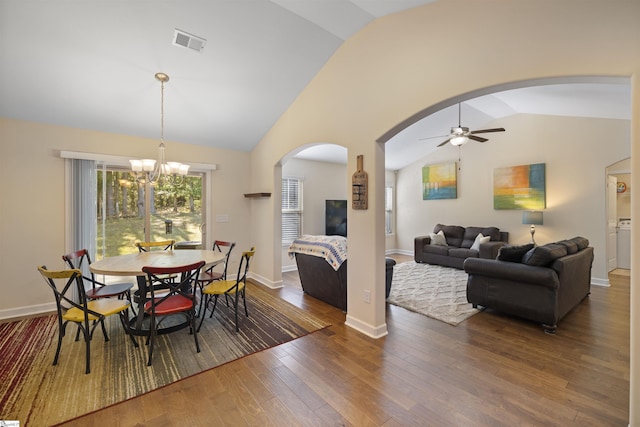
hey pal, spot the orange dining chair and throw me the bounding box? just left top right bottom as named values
left=198, top=247, right=255, bottom=332
left=141, top=261, right=205, bottom=366
left=37, top=266, right=138, bottom=374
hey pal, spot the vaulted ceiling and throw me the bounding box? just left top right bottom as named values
left=0, top=1, right=630, bottom=170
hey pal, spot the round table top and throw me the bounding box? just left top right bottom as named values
left=90, top=250, right=225, bottom=277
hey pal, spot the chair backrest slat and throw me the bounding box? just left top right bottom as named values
left=136, top=240, right=175, bottom=252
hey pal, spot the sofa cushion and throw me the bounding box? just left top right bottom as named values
left=461, top=226, right=501, bottom=248
left=434, top=224, right=465, bottom=248
left=422, top=244, right=450, bottom=256
left=569, top=236, right=589, bottom=251
left=496, top=243, right=535, bottom=262
left=449, top=248, right=477, bottom=259
left=522, top=243, right=568, bottom=266
left=470, top=233, right=491, bottom=251
left=557, top=239, right=578, bottom=255
left=429, top=230, right=447, bottom=246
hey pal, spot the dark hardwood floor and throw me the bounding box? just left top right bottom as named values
left=60, top=255, right=630, bottom=426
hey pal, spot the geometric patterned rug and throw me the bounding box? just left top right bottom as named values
left=387, top=262, right=480, bottom=326
left=0, top=282, right=329, bottom=426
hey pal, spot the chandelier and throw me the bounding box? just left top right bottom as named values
left=129, top=72, right=189, bottom=184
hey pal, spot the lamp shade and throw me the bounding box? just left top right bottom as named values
left=522, top=210, right=543, bottom=225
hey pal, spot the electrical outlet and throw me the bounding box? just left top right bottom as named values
left=363, top=290, right=371, bottom=304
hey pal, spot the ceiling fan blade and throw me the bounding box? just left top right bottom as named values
left=418, top=134, right=449, bottom=141
left=437, top=138, right=452, bottom=147
left=469, top=135, right=489, bottom=143
left=470, top=127, right=505, bottom=134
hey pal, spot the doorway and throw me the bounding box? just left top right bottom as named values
left=606, top=157, right=632, bottom=275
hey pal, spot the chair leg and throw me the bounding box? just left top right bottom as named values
left=208, top=295, right=219, bottom=318
left=81, top=320, right=92, bottom=374
left=99, top=318, right=110, bottom=342
left=234, top=291, right=240, bottom=332
left=191, top=311, right=200, bottom=353
left=197, top=294, right=209, bottom=332
left=147, top=316, right=156, bottom=366
left=242, top=288, right=249, bottom=318
left=118, top=311, right=139, bottom=348
left=53, top=320, right=66, bottom=366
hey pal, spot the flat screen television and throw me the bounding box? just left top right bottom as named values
left=325, top=200, right=347, bottom=237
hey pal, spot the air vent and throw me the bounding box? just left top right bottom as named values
left=173, top=29, right=206, bottom=53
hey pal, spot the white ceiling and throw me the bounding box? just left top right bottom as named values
left=0, top=1, right=631, bottom=171
left=295, top=81, right=631, bottom=170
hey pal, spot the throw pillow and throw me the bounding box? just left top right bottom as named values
left=496, top=243, right=534, bottom=262
left=429, top=230, right=447, bottom=246
left=522, top=244, right=568, bottom=266
left=470, top=233, right=491, bottom=251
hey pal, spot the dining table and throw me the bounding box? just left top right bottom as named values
left=90, top=249, right=225, bottom=336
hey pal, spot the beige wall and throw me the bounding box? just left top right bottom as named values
left=0, top=117, right=252, bottom=317
left=394, top=113, right=630, bottom=284
left=246, top=0, right=640, bottom=421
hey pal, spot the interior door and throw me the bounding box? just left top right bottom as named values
left=606, top=175, right=618, bottom=272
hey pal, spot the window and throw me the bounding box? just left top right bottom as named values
left=385, top=186, right=393, bottom=234
left=282, top=177, right=303, bottom=244
left=96, top=168, right=204, bottom=259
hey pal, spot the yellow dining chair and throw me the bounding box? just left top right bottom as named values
left=198, top=247, right=255, bottom=332
left=142, top=261, right=205, bottom=366
left=196, top=240, right=235, bottom=286
left=37, top=266, right=138, bottom=374
left=135, top=239, right=177, bottom=298
left=135, top=239, right=175, bottom=252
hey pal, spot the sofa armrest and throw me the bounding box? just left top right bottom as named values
left=414, top=235, right=431, bottom=263
left=463, top=258, right=559, bottom=289
left=478, top=241, right=507, bottom=259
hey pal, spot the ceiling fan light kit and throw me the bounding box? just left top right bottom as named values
left=424, top=103, right=506, bottom=148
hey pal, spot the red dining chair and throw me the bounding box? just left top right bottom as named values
left=62, top=249, right=133, bottom=301
left=142, top=261, right=205, bottom=366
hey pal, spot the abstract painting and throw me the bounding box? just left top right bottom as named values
left=493, top=163, right=546, bottom=209
left=422, top=162, right=457, bottom=200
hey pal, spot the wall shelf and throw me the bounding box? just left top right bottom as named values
left=244, top=192, right=271, bottom=198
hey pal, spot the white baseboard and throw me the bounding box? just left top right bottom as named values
left=281, top=265, right=297, bottom=273
left=345, top=314, right=388, bottom=339
left=0, top=302, right=56, bottom=321
left=591, top=277, right=610, bottom=287
left=249, top=272, right=283, bottom=289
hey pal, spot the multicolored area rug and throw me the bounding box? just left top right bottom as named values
left=387, top=262, right=479, bottom=326
left=0, top=282, right=329, bottom=426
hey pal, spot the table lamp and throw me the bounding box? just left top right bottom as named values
left=522, top=211, right=543, bottom=246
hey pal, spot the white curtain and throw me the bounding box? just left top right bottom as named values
left=70, top=159, right=97, bottom=266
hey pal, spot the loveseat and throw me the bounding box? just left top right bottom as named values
left=464, top=237, right=594, bottom=334
left=414, top=224, right=509, bottom=270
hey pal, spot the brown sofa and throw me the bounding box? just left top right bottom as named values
left=414, top=224, right=509, bottom=269
left=464, top=237, right=593, bottom=334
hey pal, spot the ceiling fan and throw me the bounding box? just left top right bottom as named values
left=420, top=103, right=505, bottom=147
